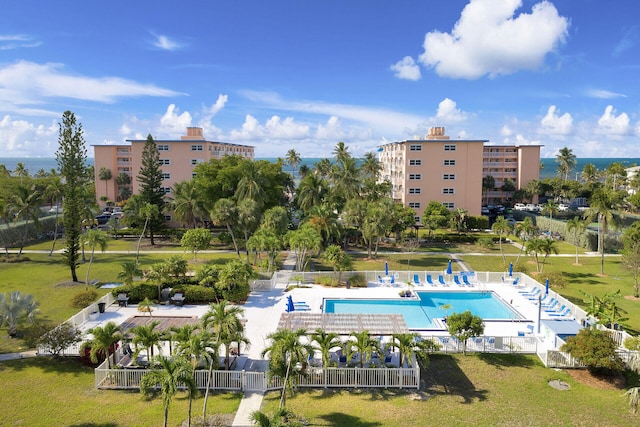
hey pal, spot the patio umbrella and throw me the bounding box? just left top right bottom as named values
left=446, top=259, right=452, bottom=275
left=287, top=295, right=295, bottom=312
left=508, top=262, right=513, bottom=277
left=545, top=278, right=549, bottom=295
left=385, top=261, right=389, bottom=276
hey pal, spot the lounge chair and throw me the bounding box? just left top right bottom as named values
left=549, top=307, right=571, bottom=317
left=426, top=274, right=435, bottom=286
left=438, top=275, right=447, bottom=286
left=453, top=275, right=463, bottom=286
left=542, top=298, right=557, bottom=309
left=170, top=292, right=186, bottom=306
left=512, top=277, right=520, bottom=286
left=413, top=274, right=422, bottom=286
left=462, top=275, right=473, bottom=287
left=545, top=304, right=565, bottom=313
left=116, top=293, right=129, bottom=307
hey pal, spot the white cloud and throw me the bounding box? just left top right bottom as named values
left=501, top=125, right=513, bottom=137
left=434, top=98, right=468, bottom=122
left=0, top=34, right=41, bottom=50
left=158, top=104, right=193, bottom=135
left=540, top=105, right=572, bottom=135
left=151, top=33, right=182, bottom=51
left=390, top=56, right=421, bottom=81
left=419, top=0, right=569, bottom=79
left=203, top=94, right=228, bottom=118
left=585, top=89, right=627, bottom=99
left=315, top=116, right=345, bottom=141
left=0, top=61, right=181, bottom=114
left=597, top=105, right=630, bottom=135
left=0, top=115, right=58, bottom=156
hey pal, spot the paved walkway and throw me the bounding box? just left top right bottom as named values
left=0, top=350, right=38, bottom=362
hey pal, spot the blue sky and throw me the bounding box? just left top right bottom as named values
left=1, top=0, right=639, bottom=159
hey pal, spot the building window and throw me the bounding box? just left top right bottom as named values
left=191, top=159, right=204, bottom=165
left=191, top=145, right=204, bottom=151
left=409, top=144, right=422, bottom=151
left=408, top=202, right=421, bottom=209
left=162, top=173, right=170, bottom=180
left=414, top=216, right=421, bottom=223
left=164, top=215, right=172, bottom=221
left=443, top=202, right=455, bottom=209
left=409, top=159, right=422, bottom=166
left=408, top=188, right=422, bottom=194
left=443, top=174, right=456, bottom=180
left=159, top=159, right=171, bottom=165
left=444, top=160, right=456, bottom=166
left=442, top=188, right=455, bottom=194
left=444, top=144, right=457, bottom=151
left=192, top=173, right=197, bottom=178
left=409, top=174, right=422, bottom=180
left=161, top=187, right=172, bottom=194
left=157, top=145, right=169, bottom=151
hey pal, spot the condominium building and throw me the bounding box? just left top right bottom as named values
left=92, top=127, right=254, bottom=208
left=378, top=127, right=541, bottom=220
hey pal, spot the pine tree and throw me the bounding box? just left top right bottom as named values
left=56, top=111, right=88, bottom=282
left=136, top=134, right=165, bottom=245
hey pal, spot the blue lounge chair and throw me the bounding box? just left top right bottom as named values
left=462, top=275, right=473, bottom=286
left=453, top=275, right=463, bottom=286
left=426, top=274, right=435, bottom=286
left=438, top=275, right=447, bottom=286
left=525, top=289, right=542, bottom=299
left=413, top=274, right=421, bottom=286
left=545, top=304, right=566, bottom=313
left=542, top=298, right=557, bottom=309
left=549, top=307, right=571, bottom=317
left=512, top=277, right=520, bottom=286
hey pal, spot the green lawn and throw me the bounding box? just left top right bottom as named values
left=261, top=354, right=638, bottom=426
left=0, top=357, right=241, bottom=427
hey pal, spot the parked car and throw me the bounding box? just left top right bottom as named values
left=514, top=203, right=526, bottom=211
left=95, top=214, right=112, bottom=225
left=557, top=203, right=569, bottom=211
left=525, top=203, right=538, bottom=212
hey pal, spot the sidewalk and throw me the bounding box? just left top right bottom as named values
left=0, top=350, right=38, bottom=362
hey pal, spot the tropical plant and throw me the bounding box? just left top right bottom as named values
left=202, top=301, right=249, bottom=370
left=584, top=188, right=622, bottom=274
left=86, top=321, right=122, bottom=368
left=181, top=228, right=211, bottom=261
left=0, top=291, right=39, bottom=337
left=482, top=175, right=495, bottom=205
left=44, top=175, right=64, bottom=256
left=210, top=198, right=240, bottom=257
left=136, top=202, right=160, bottom=265
left=98, top=167, right=113, bottom=200
left=323, top=244, right=352, bottom=284
left=622, top=222, right=640, bottom=298
left=347, top=330, right=378, bottom=368
left=525, top=237, right=558, bottom=273
left=117, top=260, right=142, bottom=286
left=561, top=328, right=623, bottom=373
left=170, top=180, right=205, bottom=228
left=513, top=217, right=536, bottom=265
left=566, top=217, right=587, bottom=265
left=310, top=329, right=341, bottom=368
left=285, top=149, right=301, bottom=177
left=82, top=229, right=108, bottom=291
left=286, top=224, right=322, bottom=271
left=7, top=183, right=42, bottom=256
left=131, top=320, right=163, bottom=362
left=38, top=321, right=82, bottom=356
left=446, top=311, right=484, bottom=355
left=491, top=216, right=512, bottom=263
left=139, top=355, right=196, bottom=427
left=555, top=147, right=577, bottom=181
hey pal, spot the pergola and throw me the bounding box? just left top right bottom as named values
left=119, top=315, right=200, bottom=334
left=277, top=313, right=409, bottom=336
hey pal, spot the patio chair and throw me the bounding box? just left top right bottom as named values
left=462, top=275, right=473, bottom=287
left=413, top=274, right=421, bottom=286
left=512, top=277, right=520, bottom=286
left=545, top=304, right=565, bottom=313
left=438, top=275, right=447, bottom=286
left=170, top=292, right=186, bottom=306
left=426, top=274, right=435, bottom=286
left=453, top=275, right=463, bottom=286
left=548, top=307, right=571, bottom=317
left=116, top=293, right=129, bottom=307
left=542, top=298, right=557, bottom=309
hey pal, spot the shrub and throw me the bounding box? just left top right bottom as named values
left=347, top=273, right=368, bottom=288
left=542, top=270, right=567, bottom=290
left=217, top=231, right=232, bottom=245
left=624, top=336, right=640, bottom=351
left=315, top=275, right=340, bottom=287
left=70, top=289, right=99, bottom=309
left=561, top=328, right=624, bottom=373
left=223, top=282, right=250, bottom=303
left=38, top=322, right=82, bottom=356
left=467, top=215, right=489, bottom=230
left=477, top=237, right=494, bottom=249
left=182, top=285, right=216, bottom=303
left=111, top=283, right=158, bottom=303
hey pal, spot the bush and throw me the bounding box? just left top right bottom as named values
left=38, top=322, right=82, bottom=356
left=561, top=328, right=624, bottom=373
left=467, top=215, right=489, bottom=230
left=624, top=336, right=640, bottom=351
left=347, top=273, right=368, bottom=288
left=223, top=282, right=250, bottom=303
left=542, top=270, right=567, bottom=290
left=70, top=289, right=99, bottom=309
left=315, top=275, right=340, bottom=287
left=111, top=283, right=158, bottom=303
left=182, top=285, right=216, bottom=303
left=217, top=232, right=232, bottom=245
left=477, top=237, right=494, bottom=249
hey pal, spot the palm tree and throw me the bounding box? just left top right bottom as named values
left=555, top=147, right=577, bottom=181
left=170, top=180, right=204, bottom=228
left=360, top=152, right=382, bottom=181
left=296, top=174, right=329, bottom=215
left=513, top=217, right=536, bottom=266
left=584, top=188, right=622, bottom=275
left=117, top=260, right=142, bottom=286
left=131, top=320, right=163, bottom=362
left=491, top=216, right=512, bottom=264
left=261, top=328, right=313, bottom=408
left=210, top=198, right=240, bottom=258
left=330, top=155, right=360, bottom=211
left=202, top=301, right=249, bottom=370
left=83, top=229, right=108, bottom=290
left=0, top=291, right=39, bottom=337
left=305, top=203, right=341, bottom=245
left=482, top=175, right=495, bottom=206
left=7, top=183, right=42, bottom=256
left=98, top=167, right=113, bottom=200
left=44, top=176, right=64, bottom=256
left=391, top=333, right=421, bottom=368
left=348, top=330, right=378, bottom=368
left=311, top=329, right=341, bottom=368
left=566, top=217, right=587, bottom=265
left=525, top=237, right=558, bottom=273
left=313, top=158, right=332, bottom=178
left=236, top=198, right=261, bottom=258
left=86, top=321, right=122, bottom=368
left=235, top=162, right=267, bottom=208
left=581, top=163, right=599, bottom=184
left=140, top=355, right=196, bottom=427
left=13, top=162, right=28, bottom=182
left=541, top=200, right=558, bottom=230
left=285, top=149, right=301, bottom=178
left=136, top=203, right=160, bottom=264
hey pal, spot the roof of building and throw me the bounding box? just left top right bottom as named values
left=277, top=312, right=409, bottom=335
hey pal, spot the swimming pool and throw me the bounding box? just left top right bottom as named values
left=324, top=291, right=523, bottom=329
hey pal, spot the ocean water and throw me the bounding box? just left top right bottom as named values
left=1, top=157, right=638, bottom=180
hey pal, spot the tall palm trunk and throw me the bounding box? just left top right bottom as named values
left=49, top=211, right=60, bottom=256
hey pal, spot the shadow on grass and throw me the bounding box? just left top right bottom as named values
left=476, top=352, right=540, bottom=370
left=1, top=355, right=93, bottom=376
left=564, top=272, right=603, bottom=286
left=422, top=354, right=488, bottom=404
left=317, top=412, right=382, bottom=427
left=68, top=424, right=117, bottom=427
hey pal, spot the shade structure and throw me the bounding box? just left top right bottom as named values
left=545, top=278, right=549, bottom=294
left=385, top=261, right=389, bottom=276
left=509, top=262, right=513, bottom=277
left=287, top=295, right=295, bottom=312
left=446, top=259, right=452, bottom=275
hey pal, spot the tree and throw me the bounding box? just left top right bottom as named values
left=56, top=110, right=88, bottom=282
left=235, top=161, right=267, bottom=209
left=347, top=330, right=378, bottom=368
left=7, top=183, right=42, bottom=256
left=525, top=237, right=558, bottom=273
left=0, top=291, right=39, bottom=337
left=324, top=244, right=352, bottom=284
left=98, top=167, right=112, bottom=200
left=566, top=217, right=587, bottom=265
left=305, top=203, right=341, bottom=245
left=581, top=163, right=599, bottom=183
left=561, top=328, right=623, bottom=373
left=247, top=227, right=282, bottom=273
left=137, top=134, right=165, bottom=245
left=555, top=147, right=577, bottom=181
left=285, top=149, right=301, bottom=178
left=360, top=151, right=382, bottom=181
left=422, top=201, right=451, bottom=241
left=513, top=217, right=536, bottom=265
left=83, top=229, right=108, bottom=290
left=210, top=198, right=240, bottom=258
left=136, top=203, right=160, bottom=265
left=38, top=321, right=82, bottom=357
left=140, top=355, right=196, bottom=427
left=44, top=175, right=64, bottom=256
left=131, top=320, right=164, bottom=362
left=311, top=329, right=341, bottom=368
left=296, top=174, right=329, bottom=215
left=447, top=310, right=484, bottom=355
left=181, top=228, right=211, bottom=261
left=541, top=199, right=558, bottom=227
left=170, top=180, right=205, bottom=228
left=491, top=216, right=512, bottom=264
left=584, top=188, right=622, bottom=275
left=115, top=172, right=132, bottom=202
left=86, top=321, right=122, bottom=368
left=236, top=198, right=261, bottom=258
left=117, top=260, right=142, bottom=286
left=13, top=162, right=28, bottom=181
left=482, top=175, right=495, bottom=205
left=390, top=333, right=425, bottom=368
left=202, top=301, right=249, bottom=371
left=286, top=224, right=322, bottom=271
left=622, top=222, right=640, bottom=297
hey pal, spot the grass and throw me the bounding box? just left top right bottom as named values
left=0, top=357, right=241, bottom=427
left=261, top=353, right=638, bottom=426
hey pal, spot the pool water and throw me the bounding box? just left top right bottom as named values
left=324, top=291, right=521, bottom=329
